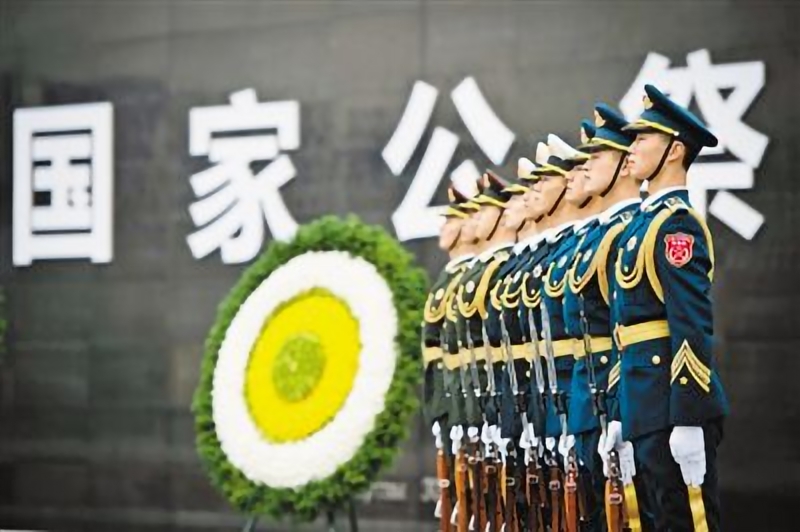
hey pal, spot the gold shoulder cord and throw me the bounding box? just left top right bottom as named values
left=522, top=273, right=542, bottom=309
left=425, top=265, right=468, bottom=323
left=617, top=202, right=715, bottom=303
left=456, top=257, right=507, bottom=319
left=500, top=271, right=528, bottom=309
left=645, top=203, right=715, bottom=303
left=545, top=233, right=587, bottom=298
left=490, top=278, right=504, bottom=311
left=443, top=269, right=468, bottom=322
left=544, top=261, right=565, bottom=298
left=594, top=222, right=629, bottom=304
left=476, top=257, right=508, bottom=319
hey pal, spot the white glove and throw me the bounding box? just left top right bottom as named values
left=558, top=433, right=576, bottom=468
left=669, top=426, right=706, bottom=487
left=432, top=421, right=443, bottom=450
left=598, top=422, right=619, bottom=477
left=450, top=425, right=464, bottom=456
left=526, top=422, right=539, bottom=450
left=491, top=426, right=507, bottom=454
left=519, top=430, right=532, bottom=465
left=600, top=421, right=636, bottom=484
left=618, top=441, right=636, bottom=486
left=481, top=422, right=492, bottom=445
left=545, top=437, right=557, bottom=453
left=468, top=426, right=480, bottom=442
left=597, top=429, right=608, bottom=470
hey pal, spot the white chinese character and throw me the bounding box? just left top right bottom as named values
left=620, top=49, right=767, bottom=240
left=187, top=89, right=300, bottom=264
left=383, top=77, right=515, bottom=241
left=13, top=102, right=114, bottom=266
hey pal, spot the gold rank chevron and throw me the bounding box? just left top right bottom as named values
left=670, top=340, right=711, bottom=393
left=608, top=361, right=621, bottom=389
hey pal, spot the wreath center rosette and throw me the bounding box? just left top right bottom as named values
left=193, top=216, right=426, bottom=521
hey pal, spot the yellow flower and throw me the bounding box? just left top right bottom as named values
left=245, top=289, right=361, bottom=443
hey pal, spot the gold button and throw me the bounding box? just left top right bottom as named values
left=680, top=377, right=688, bottom=385
left=600, top=355, right=608, bottom=364
left=526, top=370, right=531, bottom=377
left=437, top=362, right=443, bottom=369
left=652, top=355, right=661, bottom=365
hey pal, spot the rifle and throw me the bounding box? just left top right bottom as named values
left=448, top=311, right=471, bottom=532
left=577, top=296, right=630, bottom=532
left=524, top=308, right=548, bottom=532
left=499, top=315, right=530, bottom=532
left=433, top=326, right=454, bottom=532
left=481, top=323, right=503, bottom=532
left=465, top=327, right=487, bottom=532
left=539, top=303, right=568, bottom=532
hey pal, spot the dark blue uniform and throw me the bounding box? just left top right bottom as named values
left=612, top=189, right=729, bottom=531
left=540, top=224, right=584, bottom=440
left=518, top=236, right=553, bottom=440
left=490, top=243, right=533, bottom=441
left=563, top=204, right=636, bottom=531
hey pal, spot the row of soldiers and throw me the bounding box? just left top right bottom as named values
left=422, top=85, right=729, bottom=532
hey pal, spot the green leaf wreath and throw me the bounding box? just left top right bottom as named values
left=192, top=215, right=427, bottom=521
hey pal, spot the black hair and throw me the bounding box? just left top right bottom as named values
left=681, top=143, right=701, bottom=169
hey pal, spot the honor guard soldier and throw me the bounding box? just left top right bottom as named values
left=524, top=138, right=587, bottom=531
left=604, top=84, right=729, bottom=532
left=452, top=172, right=517, bottom=532
left=443, top=189, right=483, bottom=532
left=423, top=185, right=478, bottom=531
left=570, top=106, right=651, bottom=531
left=479, top=170, right=533, bottom=531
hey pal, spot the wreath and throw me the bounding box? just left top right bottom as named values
left=193, top=215, right=427, bottom=521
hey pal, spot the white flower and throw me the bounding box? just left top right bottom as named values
left=211, top=251, right=398, bottom=488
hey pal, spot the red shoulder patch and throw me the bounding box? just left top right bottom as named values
left=664, top=233, right=695, bottom=267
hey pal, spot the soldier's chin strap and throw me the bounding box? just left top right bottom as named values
left=600, top=153, right=630, bottom=197
left=579, top=196, right=593, bottom=209
left=485, top=209, right=504, bottom=241
left=645, top=137, right=676, bottom=182
left=547, top=186, right=567, bottom=217
left=447, top=228, right=461, bottom=253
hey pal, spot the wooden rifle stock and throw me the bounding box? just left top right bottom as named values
left=503, top=461, right=518, bottom=532
left=564, top=454, right=579, bottom=532
left=455, top=450, right=470, bottom=532
left=604, top=450, right=630, bottom=532
left=526, top=460, right=546, bottom=532
left=549, top=463, right=564, bottom=532
left=437, top=449, right=453, bottom=532
left=485, top=459, right=502, bottom=532
left=468, top=443, right=487, bottom=532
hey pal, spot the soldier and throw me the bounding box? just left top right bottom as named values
left=509, top=155, right=556, bottom=531
left=480, top=170, right=532, bottom=531
left=603, top=84, right=729, bottom=532
left=568, top=106, right=651, bottom=531
left=423, top=185, right=479, bottom=530
left=450, top=171, right=520, bottom=532
left=443, top=190, right=483, bottom=532
left=522, top=136, right=592, bottom=531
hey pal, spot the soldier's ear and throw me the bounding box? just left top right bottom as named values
left=619, top=153, right=632, bottom=179
left=667, top=139, right=686, bottom=164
